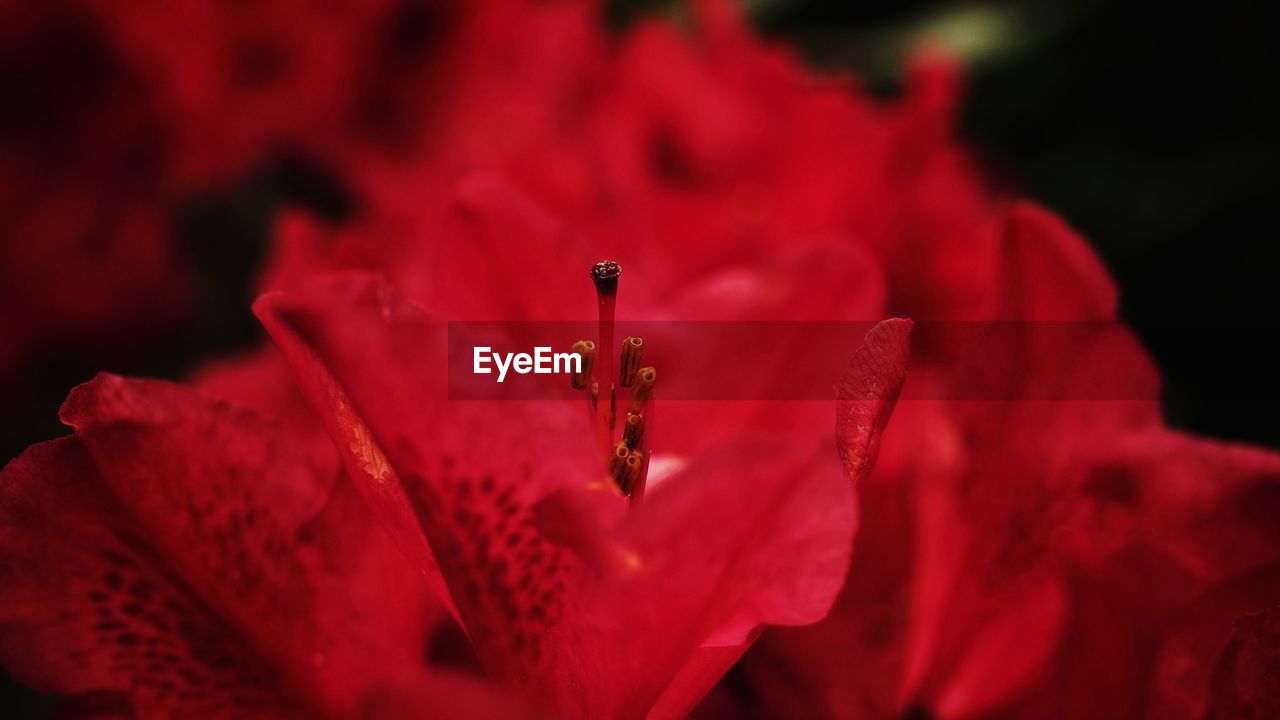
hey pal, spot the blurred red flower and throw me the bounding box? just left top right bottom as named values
left=0, top=0, right=590, bottom=401
left=235, top=1, right=1280, bottom=714
left=1, top=0, right=1279, bottom=717
left=0, top=3, right=188, bottom=396
left=736, top=207, right=1280, bottom=719
left=208, top=1, right=1280, bottom=715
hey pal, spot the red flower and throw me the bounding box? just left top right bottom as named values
left=5, top=0, right=1279, bottom=717
left=251, top=271, right=910, bottom=719
left=0, top=3, right=189, bottom=395
left=734, top=205, right=1280, bottom=719
left=0, top=0, right=595, bottom=402
left=212, top=3, right=1280, bottom=714
left=74, top=0, right=602, bottom=183
left=1, top=263, right=910, bottom=718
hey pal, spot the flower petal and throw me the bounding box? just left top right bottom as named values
left=0, top=374, right=430, bottom=716
left=595, top=438, right=856, bottom=717
left=253, top=277, right=455, bottom=613
left=1206, top=606, right=1280, bottom=719
left=837, top=318, right=914, bottom=484
left=996, top=201, right=1118, bottom=321
left=255, top=273, right=608, bottom=705
left=0, top=437, right=302, bottom=716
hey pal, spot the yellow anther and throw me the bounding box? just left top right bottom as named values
left=623, top=411, right=644, bottom=450
left=630, top=366, right=657, bottom=412
left=619, top=336, right=644, bottom=387
left=607, top=442, right=629, bottom=481
left=619, top=450, right=644, bottom=496
left=570, top=339, right=595, bottom=390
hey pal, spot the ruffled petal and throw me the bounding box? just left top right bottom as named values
left=2, top=375, right=431, bottom=716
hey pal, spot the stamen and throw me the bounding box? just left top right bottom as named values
left=619, top=336, right=644, bottom=387
left=629, top=366, right=657, bottom=413
left=630, top=403, right=654, bottom=506
left=607, top=442, right=630, bottom=488
left=580, top=260, right=654, bottom=505
left=570, top=339, right=595, bottom=390
left=619, top=450, right=643, bottom=496
left=622, top=411, right=643, bottom=449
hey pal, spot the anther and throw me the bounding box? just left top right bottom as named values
left=570, top=339, right=595, bottom=390
left=619, top=336, right=644, bottom=387
left=630, top=366, right=657, bottom=412
left=623, top=411, right=643, bottom=449
left=608, top=442, right=629, bottom=484
left=619, top=451, right=644, bottom=496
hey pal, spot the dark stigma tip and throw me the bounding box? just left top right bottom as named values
left=590, top=260, right=622, bottom=294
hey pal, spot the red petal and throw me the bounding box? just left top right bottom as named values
left=1, top=437, right=293, bottom=715
left=996, top=201, right=1118, bottom=320
left=739, top=465, right=920, bottom=719
left=254, top=273, right=606, bottom=701
left=580, top=437, right=856, bottom=717
left=253, top=279, right=457, bottom=618
left=837, top=318, right=914, bottom=484
left=1207, top=606, right=1280, bottom=719
left=1, top=375, right=430, bottom=716
left=645, top=631, right=760, bottom=720
left=361, top=669, right=554, bottom=720
left=1107, top=431, right=1280, bottom=718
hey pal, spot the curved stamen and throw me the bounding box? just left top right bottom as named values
left=630, top=367, right=657, bottom=414
left=608, top=442, right=630, bottom=490
left=620, top=451, right=643, bottom=496
left=623, top=411, right=643, bottom=450
left=570, top=340, right=595, bottom=390
left=619, top=336, right=644, bottom=387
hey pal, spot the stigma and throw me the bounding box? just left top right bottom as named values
left=590, top=260, right=621, bottom=295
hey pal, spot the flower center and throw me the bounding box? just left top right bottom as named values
left=574, top=260, right=656, bottom=503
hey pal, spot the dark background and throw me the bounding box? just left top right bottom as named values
left=4, top=0, right=1278, bottom=714
left=753, top=0, right=1280, bottom=449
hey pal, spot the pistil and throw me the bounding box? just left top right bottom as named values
left=590, top=261, right=620, bottom=449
